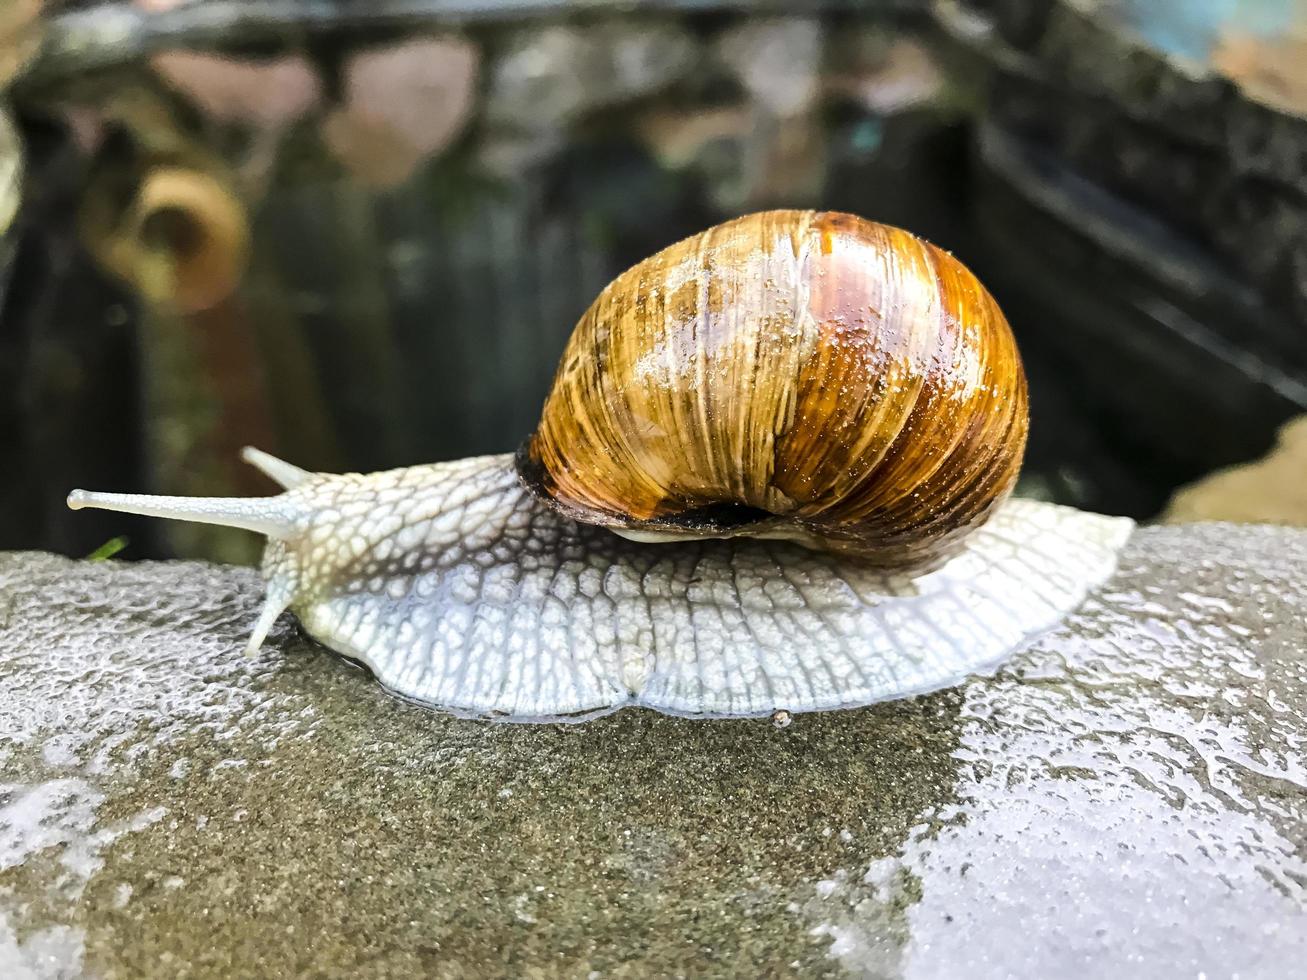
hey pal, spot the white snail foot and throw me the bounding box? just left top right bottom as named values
left=270, top=455, right=1133, bottom=721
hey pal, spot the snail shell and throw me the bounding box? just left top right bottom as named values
left=519, top=210, right=1027, bottom=570
left=82, top=163, right=251, bottom=313
left=67, top=211, right=1133, bottom=722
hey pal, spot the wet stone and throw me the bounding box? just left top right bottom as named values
left=484, top=22, right=699, bottom=131
left=1165, top=414, right=1307, bottom=526
left=0, top=108, right=20, bottom=237
left=1, top=523, right=1305, bottom=977
left=716, top=17, right=824, bottom=118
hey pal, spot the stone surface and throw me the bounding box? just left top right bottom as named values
left=0, top=0, right=40, bottom=90
left=941, top=0, right=1307, bottom=360
left=716, top=17, right=824, bottom=117
left=1165, top=414, right=1307, bottom=526
left=968, top=121, right=1307, bottom=518
left=1, top=521, right=1305, bottom=976
left=324, top=35, right=479, bottom=189
left=150, top=49, right=322, bottom=130
left=825, top=37, right=945, bottom=115
left=0, top=108, right=20, bottom=237
left=484, top=22, right=698, bottom=131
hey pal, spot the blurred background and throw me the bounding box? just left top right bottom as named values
left=1, top=0, right=1305, bottom=563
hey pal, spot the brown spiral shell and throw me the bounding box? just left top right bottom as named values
left=517, top=210, right=1028, bottom=570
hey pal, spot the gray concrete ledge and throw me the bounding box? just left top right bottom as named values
left=1, top=522, right=1305, bottom=977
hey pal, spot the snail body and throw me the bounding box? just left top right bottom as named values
left=68, top=211, right=1133, bottom=722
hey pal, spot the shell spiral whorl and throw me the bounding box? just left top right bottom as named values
left=519, top=210, right=1028, bottom=569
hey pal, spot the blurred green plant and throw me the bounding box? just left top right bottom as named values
left=85, top=536, right=129, bottom=561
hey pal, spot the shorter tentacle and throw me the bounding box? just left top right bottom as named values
left=245, top=579, right=294, bottom=656
left=241, top=446, right=313, bottom=490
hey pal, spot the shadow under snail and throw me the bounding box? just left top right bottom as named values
left=67, top=210, right=1133, bottom=722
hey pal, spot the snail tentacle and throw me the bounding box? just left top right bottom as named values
left=65, top=487, right=305, bottom=539
left=67, top=451, right=1132, bottom=722
left=240, top=445, right=313, bottom=490
left=245, top=577, right=295, bottom=656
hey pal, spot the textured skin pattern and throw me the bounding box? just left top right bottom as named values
left=261, top=454, right=1133, bottom=721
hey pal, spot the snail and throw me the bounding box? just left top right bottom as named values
left=67, top=210, right=1133, bottom=722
